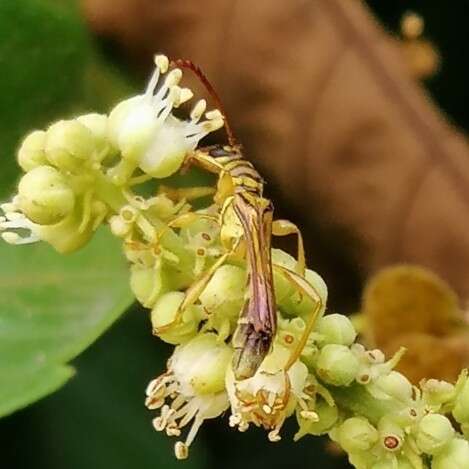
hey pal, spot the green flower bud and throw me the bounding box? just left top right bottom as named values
left=272, top=249, right=298, bottom=303
left=17, top=166, right=75, bottom=225
left=453, top=379, right=469, bottom=424
left=367, top=371, right=413, bottom=402
left=415, top=414, right=455, bottom=455
left=316, top=314, right=357, bottom=346
left=151, top=291, right=202, bottom=344
left=171, top=333, right=232, bottom=395
left=17, top=130, right=48, bottom=171
left=200, top=265, right=246, bottom=324
left=36, top=208, right=94, bottom=253
left=336, top=417, right=379, bottom=453
left=279, top=268, right=328, bottom=320
left=371, top=457, right=414, bottom=469
left=316, top=344, right=360, bottom=386
left=294, top=398, right=338, bottom=439
left=45, top=119, right=95, bottom=171
left=77, top=113, right=115, bottom=161
left=422, top=379, right=455, bottom=407
left=431, top=438, right=469, bottom=469
left=130, top=264, right=170, bottom=308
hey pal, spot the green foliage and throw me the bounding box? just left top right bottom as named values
left=0, top=0, right=138, bottom=416
left=0, top=231, right=131, bottom=415
left=0, top=0, right=89, bottom=195
left=0, top=229, right=133, bottom=417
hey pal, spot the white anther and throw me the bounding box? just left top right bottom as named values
left=1, top=232, right=20, bottom=244
left=268, top=430, right=281, bottom=442
left=238, top=422, right=249, bottom=432
left=174, top=441, right=189, bottom=460
left=229, top=414, right=241, bottom=427
left=145, top=378, right=159, bottom=396
left=202, top=118, right=224, bottom=133
left=205, top=109, right=223, bottom=120
left=1, top=203, right=17, bottom=213
left=262, top=404, right=272, bottom=415
left=190, top=99, right=206, bottom=121
left=152, top=416, right=166, bottom=432
left=154, top=54, right=169, bottom=74
left=300, top=410, right=319, bottom=421
left=165, top=68, right=183, bottom=87
left=5, top=212, right=23, bottom=221
left=178, top=88, right=194, bottom=104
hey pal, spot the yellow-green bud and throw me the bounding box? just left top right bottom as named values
left=422, top=379, right=455, bottom=407
left=171, top=333, right=232, bottom=395
left=17, top=130, right=48, bottom=171
left=336, top=417, right=379, bottom=453
left=431, top=438, right=469, bottom=469
left=45, top=120, right=95, bottom=171
left=415, top=414, right=455, bottom=455
left=77, top=113, right=115, bottom=161
left=130, top=264, right=169, bottom=308
left=36, top=208, right=94, bottom=253
left=200, top=265, right=246, bottom=323
left=453, top=379, right=469, bottom=424
left=279, top=268, right=328, bottom=320
left=272, top=249, right=298, bottom=303
left=368, top=371, right=413, bottom=402
left=295, top=398, right=338, bottom=439
left=371, top=457, right=414, bottom=469
left=17, top=166, right=75, bottom=225
left=151, top=291, right=201, bottom=345
left=316, top=344, right=360, bottom=386
left=316, top=314, right=357, bottom=346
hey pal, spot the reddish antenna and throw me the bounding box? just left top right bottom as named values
left=171, top=58, right=237, bottom=147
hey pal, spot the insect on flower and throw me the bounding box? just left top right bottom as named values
left=153, top=58, right=325, bottom=380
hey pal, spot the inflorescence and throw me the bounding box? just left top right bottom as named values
left=2, top=55, right=469, bottom=468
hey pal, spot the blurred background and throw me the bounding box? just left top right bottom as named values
left=1, top=0, right=469, bottom=468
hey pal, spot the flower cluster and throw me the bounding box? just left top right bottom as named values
left=3, top=55, right=469, bottom=467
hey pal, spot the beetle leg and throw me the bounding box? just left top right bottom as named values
left=272, top=219, right=305, bottom=276
left=273, top=264, right=324, bottom=370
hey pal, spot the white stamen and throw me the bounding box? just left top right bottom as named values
left=154, top=54, right=169, bottom=74
left=205, top=109, right=223, bottom=120
left=174, top=441, right=188, bottom=460
left=178, top=88, right=194, bottom=105
left=191, top=99, right=206, bottom=121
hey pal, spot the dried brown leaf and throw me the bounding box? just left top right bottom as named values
left=82, top=0, right=469, bottom=302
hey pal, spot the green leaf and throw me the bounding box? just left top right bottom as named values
left=0, top=0, right=93, bottom=197
left=0, top=229, right=133, bottom=417
left=0, top=0, right=134, bottom=199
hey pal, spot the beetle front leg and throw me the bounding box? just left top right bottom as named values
left=272, top=219, right=305, bottom=276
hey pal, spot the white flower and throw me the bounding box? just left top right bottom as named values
left=145, top=333, right=231, bottom=459
left=226, top=344, right=311, bottom=442
left=108, top=55, right=224, bottom=182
